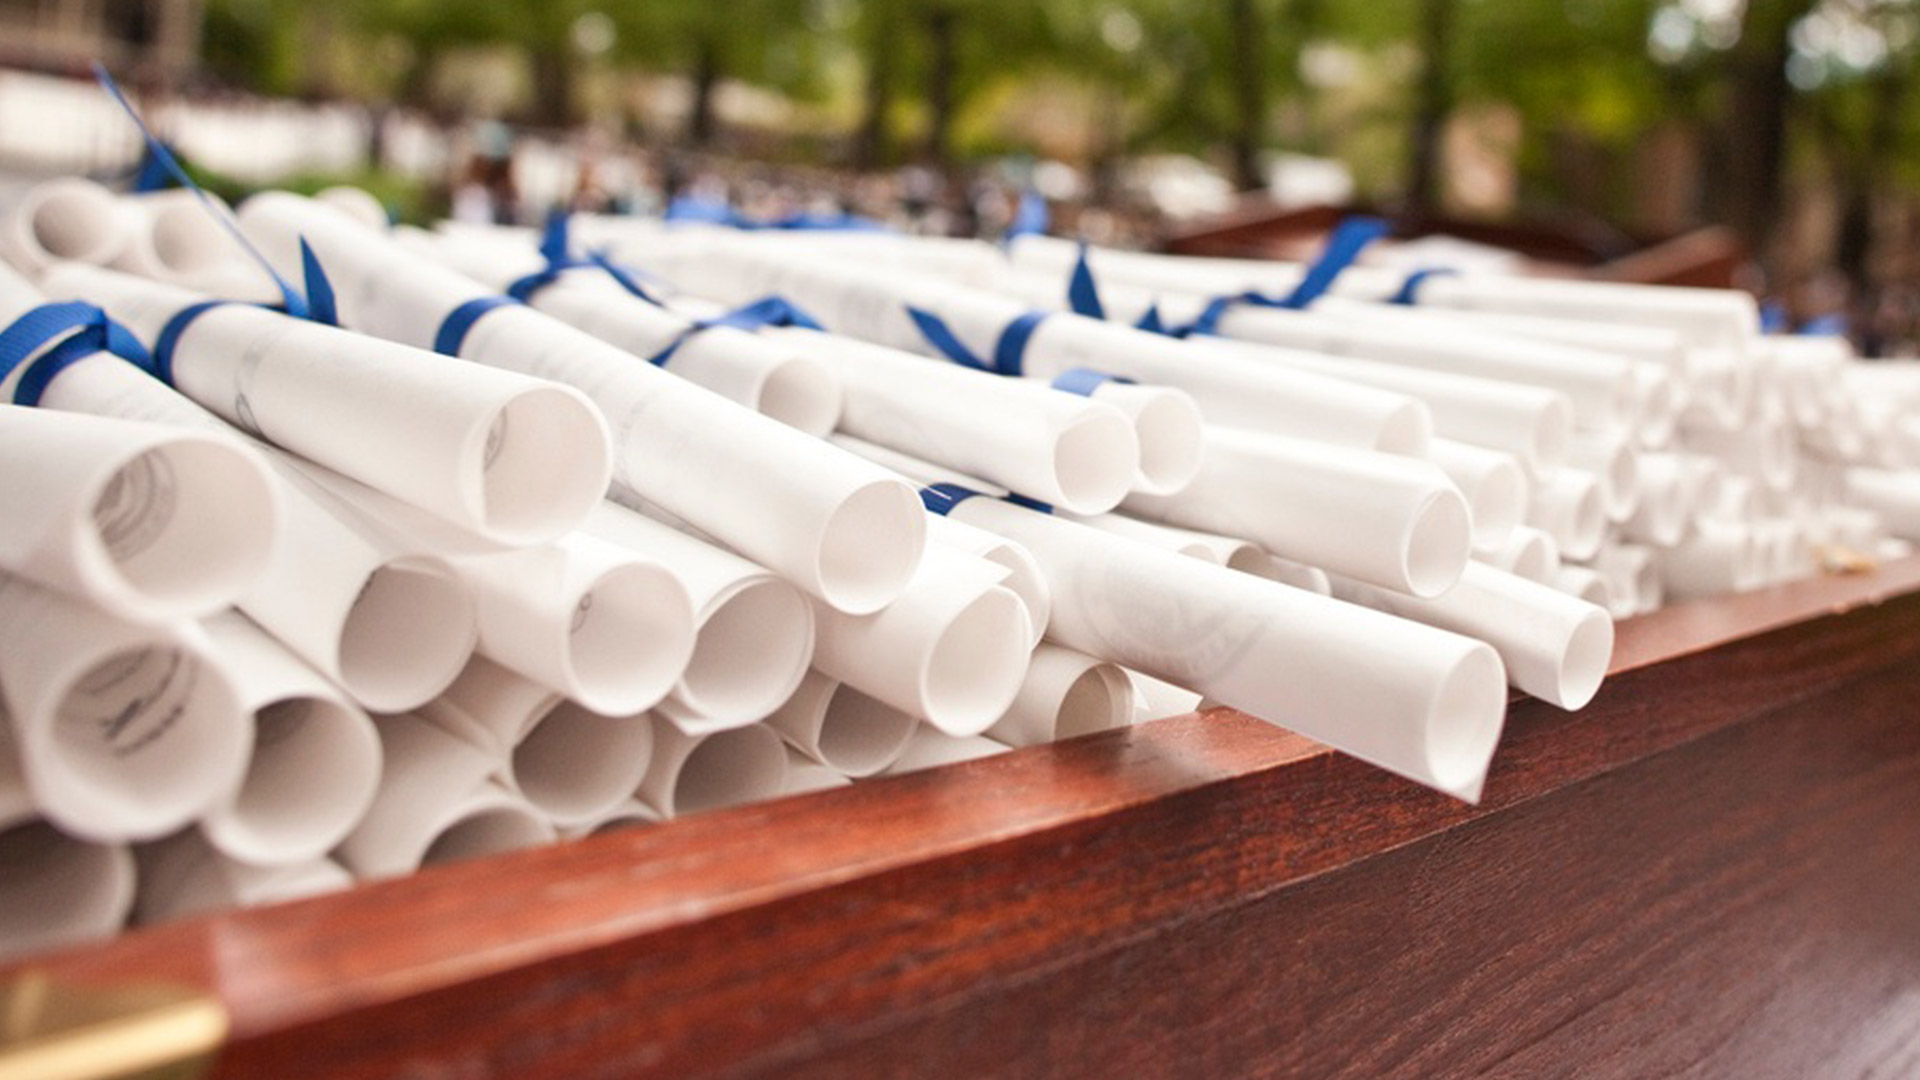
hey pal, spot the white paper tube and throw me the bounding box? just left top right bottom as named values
left=14, top=351, right=480, bottom=712
left=336, top=714, right=552, bottom=878
left=1315, top=295, right=1692, bottom=371
left=883, top=726, right=1014, bottom=775
left=1331, top=562, right=1613, bottom=711
left=637, top=717, right=788, bottom=818
left=782, top=748, right=855, bottom=795
left=1261, top=554, right=1335, bottom=595
left=0, top=403, right=278, bottom=621
left=1660, top=521, right=1763, bottom=600
left=111, top=190, right=240, bottom=286
left=508, top=703, right=653, bottom=828
left=1621, top=453, right=1693, bottom=546
left=0, top=733, right=135, bottom=960
left=1064, top=510, right=1281, bottom=582
left=0, top=574, right=250, bottom=842
left=1427, top=439, right=1527, bottom=548
left=449, top=532, right=695, bottom=717
left=1121, top=427, right=1472, bottom=598
left=1060, top=377, right=1205, bottom=494
left=237, top=193, right=926, bottom=615
left=1129, top=670, right=1205, bottom=722
left=315, top=186, right=389, bottom=230
left=987, top=643, right=1134, bottom=749
left=197, top=612, right=380, bottom=867
left=908, top=471, right=1506, bottom=797
left=415, top=782, right=555, bottom=870
left=134, top=832, right=351, bottom=924
left=639, top=242, right=1434, bottom=455
left=1567, top=430, right=1641, bottom=523
left=926, top=512, right=1050, bottom=647
left=1705, top=475, right=1758, bottom=524
left=1842, top=469, right=1920, bottom=541
left=1552, top=565, right=1612, bottom=609
left=0, top=176, right=127, bottom=271
left=765, top=671, right=917, bottom=778
left=1683, top=412, right=1798, bottom=493
left=1475, top=526, right=1560, bottom=584
left=560, top=798, right=662, bottom=840
left=1526, top=469, right=1607, bottom=562
left=584, top=502, right=814, bottom=730
left=775, top=327, right=1139, bottom=514
left=809, top=543, right=1031, bottom=737
left=1591, top=543, right=1659, bottom=618
left=42, top=263, right=613, bottom=547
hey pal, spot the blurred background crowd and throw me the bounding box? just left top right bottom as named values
left=2, top=0, right=1919, bottom=351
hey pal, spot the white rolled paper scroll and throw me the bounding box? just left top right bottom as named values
left=508, top=704, right=653, bottom=829
left=1567, top=429, right=1641, bottom=523
left=1427, top=439, right=1527, bottom=548
left=765, top=671, right=917, bottom=778
left=237, top=193, right=927, bottom=615
left=315, top=186, right=390, bottom=230
left=987, top=643, right=1134, bottom=748
left=1121, top=426, right=1472, bottom=598
left=782, top=748, right=856, bottom=795
left=560, top=798, right=662, bottom=840
left=926, top=512, right=1050, bottom=647
left=42, top=263, right=613, bottom=547
left=1474, top=526, right=1560, bottom=585
left=858, top=451, right=1507, bottom=798
left=198, top=612, right=381, bottom=867
left=776, top=326, right=1139, bottom=514
left=1064, top=510, right=1275, bottom=580
left=1552, top=565, right=1612, bottom=609
left=0, top=573, right=250, bottom=842
left=1621, top=453, right=1693, bottom=547
left=1526, top=469, right=1607, bottom=562
left=1844, top=469, right=1920, bottom=541
left=0, top=403, right=278, bottom=621
left=0, top=730, right=135, bottom=960
left=810, top=542, right=1031, bottom=737
left=1049, top=376, right=1204, bottom=495
left=1129, top=670, right=1205, bottom=723
left=0, top=176, right=127, bottom=272
left=111, top=190, right=243, bottom=287
left=1331, top=562, right=1614, bottom=711
left=637, top=717, right=789, bottom=818
left=1591, top=543, right=1660, bottom=617
left=584, top=502, right=814, bottom=730
left=1659, top=522, right=1763, bottom=600
left=134, top=832, right=351, bottom=924
left=882, top=726, right=1013, bottom=775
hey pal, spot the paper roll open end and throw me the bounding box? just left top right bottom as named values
left=1421, top=643, right=1508, bottom=799
left=661, top=724, right=788, bottom=817
left=419, top=792, right=554, bottom=869
left=36, top=645, right=250, bottom=842
left=673, top=577, right=813, bottom=727
left=86, top=438, right=279, bottom=620
left=1375, top=399, right=1434, bottom=457
left=1049, top=410, right=1138, bottom=515
left=0, top=821, right=134, bottom=959
left=816, top=684, right=918, bottom=777
left=1468, top=456, right=1527, bottom=549
left=14, top=178, right=126, bottom=267
left=477, top=387, right=613, bottom=545
left=511, top=704, right=653, bottom=826
left=566, top=560, right=694, bottom=716
left=978, top=543, right=1051, bottom=646
left=337, top=559, right=476, bottom=713
left=1054, top=664, right=1133, bottom=740
left=812, top=478, right=926, bottom=614
left=146, top=197, right=235, bottom=279
left=918, top=585, right=1031, bottom=736
left=1550, top=606, right=1614, bottom=710
left=200, top=695, right=380, bottom=867
left=1403, top=488, right=1473, bottom=599
left=1562, top=479, right=1608, bottom=561
left=757, top=354, right=843, bottom=438
left=1126, top=391, right=1205, bottom=496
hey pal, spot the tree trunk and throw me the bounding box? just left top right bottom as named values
left=1714, top=0, right=1815, bottom=257
left=1405, top=0, right=1456, bottom=218
left=1836, top=72, right=1908, bottom=296
left=922, top=5, right=959, bottom=167
left=853, top=8, right=896, bottom=169
left=527, top=46, right=575, bottom=129
left=1226, top=0, right=1267, bottom=191
left=686, top=33, right=722, bottom=149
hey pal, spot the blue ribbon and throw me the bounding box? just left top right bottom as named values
left=145, top=238, right=338, bottom=384
left=149, top=300, right=230, bottom=387
left=132, top=141, right=179, bottom=193
left=663, top=195, right=890, bottom=232
left=648, top=295, right=824, bottom=367
left=918, top=481, right=1051, bottom=516
left=433, top=296, right=520, bottom=358
left=1389, top=267, right=1457, bottom=306
left=0, top=302, right=153, bottom=406
left=505, top=211, right=665, bottom=305
left=905, top=307, right=1047, bottom=377
left=1006, top=190, right=1050, bottom=242
left=1049, top=368, right=1135, bottom=397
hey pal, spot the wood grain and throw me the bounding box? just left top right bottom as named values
left=7, top=558, right=1920, bottom=1078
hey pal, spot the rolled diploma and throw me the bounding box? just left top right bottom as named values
left=1475, top=526, right=1560, bottom=584
left=765, top=671, right=917, bottom=778
left=43, top=263, right=613, bottom=547
left=885, top=462, right=1507, bottom=798
left=1046, top=376, right=1205, bottom=495
left=1621, top=453, right=1693, bottom=546
left=0, top=176, right=127, bottom=271
left=0, top=403, right=278, bottom=621
left=1121, top=426, right=1473, bottom=598
left=927, top=512, right=1050, bottom=647
left=809, top=543, right=1032, bottom=737
left=1526, top=469, right=1607, bottom=562
left=111, top=190, right=245, bottom=286
left=561, top=798, right=662, bottom=840
left=15, top=353, right=479, bottom=713
left=1064, top=510, right=1283, bottom=582
left=584, top=502, right=814, bottom=731
left=1844, top=469, right=1920, bottom=541
left=782, top=749, right=856, bottom=795
left=773, top=326, right=1140, bottom=514
left=1552, top=565, right=1612, bottom=609
left=0, top=572, right=250, bottom=842
left=236, top=192, right=926, bottom=615
left=638, top=243, right=1433, bottom=455
left=638, top=716, right=789, bottom=819
left=134, top=832, right=351, bottom=923
left=1330, top=562, right=1614, bottom=711
left=1567, top=429, right=1641, bottom=523
left=336, top=713, right=554, bottom=879
left=987, top=643, right=1134, bottom=748
left=198, top=611, right=381, bottom=867
left=1659, top=522, right=1762, bottom=599
left=1426, top=439, right=1527, bottom=548
left=883, top=727, right=1013, bottom=775
left=1591, top=543, right=1660, bottom=617
left=0, top=731, right=135, bottom=959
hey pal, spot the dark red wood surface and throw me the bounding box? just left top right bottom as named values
left=9, top=558, right=1920, bottom=1078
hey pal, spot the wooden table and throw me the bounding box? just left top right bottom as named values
left=9, top=559, right=1920, bottom=1079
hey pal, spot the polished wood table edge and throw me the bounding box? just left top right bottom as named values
left=7, top=554, right=1920, bottom=1055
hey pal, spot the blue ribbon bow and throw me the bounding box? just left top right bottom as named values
left=905, top=307, right=1048, bottom=377
left=917, top=481, right=1051, bottom=516
left=648, top=295, right=824, bottom=367
left=505, top=211, right=665, bottom=305
left=0, top=302, right=153, bottom=406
